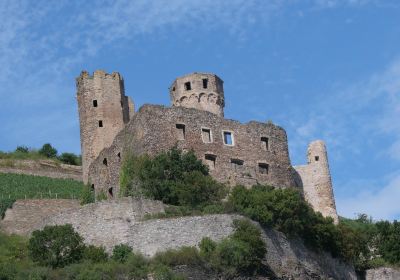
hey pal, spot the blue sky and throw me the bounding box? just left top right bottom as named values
left=1, top=0, right=400, bottom=220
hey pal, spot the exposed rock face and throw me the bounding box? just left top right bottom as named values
left=1, top=199, right=356, bottom=279
left=366, top=267, right=400, bottom=280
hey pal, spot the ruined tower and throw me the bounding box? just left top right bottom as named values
left=294, top=140, right=339, bottom=224
left=170, top=73, right=225, bottom=117
left=76, top=70, right=134, bottom=183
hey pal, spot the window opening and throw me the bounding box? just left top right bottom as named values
left=205, top=154, right=216, bottom=170
left=223, top=131, right=233, bottom=145
left=117, top=152, right=121, bottom=160
left=202, top=128, right=212, bottom=143
left=258, top=163, right=269, bottom=174
left=261, top=137, right=269, bottom=151
left=93, top=100, right=98, bottom=107
left=184, top=82, right=191, bottom=91
left=176, top=124, right=186, bottom=140
left=315, top=156, right=319, bottom=162
left=202, top=79, right=208, bottom=89
left=231, top=159, right=244, bottom=172
left=103, top=158, right=108, bottom=166
left=108, top=187, right=113, bottom=197
left=91, top=184, right=94, bottom=190
left=98, top=120, right=103, bottom=127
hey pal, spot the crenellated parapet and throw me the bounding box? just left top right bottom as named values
left=170, top=73, right=225, bottom=117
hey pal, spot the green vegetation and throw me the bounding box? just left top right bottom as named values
left=120, top=147, right=226, bottom=208
left=28, top=224, right=85, bottom=268
left=80, top=185, right=95, bottom=205
left=0, top=199, right=15, bottom=219
left=0, top=173, right=84, bottom=200
left=0, top=220, right=263, bottom=279
left=0, top=144, right=81, bottom=166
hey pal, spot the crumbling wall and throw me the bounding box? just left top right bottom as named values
left=76, top=70, right=133, bottom=183
left=88, top=105, right=296, bottom=196
left=294, top=140, right=338, bottom=224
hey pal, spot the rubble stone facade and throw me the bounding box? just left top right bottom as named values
left=76, top=70, right=134, bottom=183
left=78, top=71, right=338, bottom=222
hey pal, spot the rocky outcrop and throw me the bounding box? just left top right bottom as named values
left=366, top=267, right=400, bottom=280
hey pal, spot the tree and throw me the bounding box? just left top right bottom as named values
left=28, top=224, right=84, bottom=268
left=15, top=146, right=29, bottom=153
left=39, top=143, right=58, bottom=158
left=59, top=152, right=80, bottom=165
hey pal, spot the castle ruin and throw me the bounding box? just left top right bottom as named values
left=77, top=71, right=338, bottom=223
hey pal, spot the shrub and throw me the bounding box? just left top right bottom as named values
left=28, top=224, right=85, bottom=268
left=153, top=246, right=202, bottom=267
left=96, top=191, right=107, bottom=202
left=112, top=244, right=133, bottom=263
left=15, top=146, right=29, bottom=153
left=120, top=147, right=226, bottom=208
left=80, top=185, right=95, bottom=205
left=38, top=143, right=58, bottom=158
left=59, top=152, right=80, bottom=166
left=83, top=245, right=108, bottom=263
left=0, top=198, right=15, bottom=219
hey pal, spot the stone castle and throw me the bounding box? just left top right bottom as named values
left=76, top=70, right=338, bottom=223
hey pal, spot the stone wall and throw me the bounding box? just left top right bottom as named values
left=294, top=140, right=339, bottom=224
left=88, top=104, right=296, bottom=196
left=366, top=267, right=400, bottom=280
left=170, top=73, right=225, bottom=117
left=0, top=199, right=80, bottom=235
left=0, top=159, right=82, bottom=181
left=76, top=70, right=134, bottom=183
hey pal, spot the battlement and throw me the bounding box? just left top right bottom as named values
left=77, top=70, right=123, bottom=82
left=170, top=72, right=225, bottom=117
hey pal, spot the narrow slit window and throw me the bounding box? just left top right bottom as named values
left=93, top=100, right=98, bottom=107
left=98, top=120, right=103, bottom=127
left=117, top=152, right=121, bottom=160
left=103, top=158, right=108, bottom=166
left=258, top=163, right=269, bottom=174
left=202, top=79, right=208, bottom=89
left=184, top=81, right=191, bottom=91
left=315, top=156, right=319, bottom=162
left=231, top=159, right=244, bottom=172
left=223, top=131, right=233, bottom=146
left=261, top=137, right=269, bottom=151
left=176, top=124, right=186, bottom=140
left=91, top=184, right=95, bottom=190
left=108, top=187, right=113, bottom=197
left=202, top=128, right=212, bottom=143
left=205, top=154, right=216, bottom=170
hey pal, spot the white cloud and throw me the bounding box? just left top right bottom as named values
left=337, top=173, right=400, bottom=220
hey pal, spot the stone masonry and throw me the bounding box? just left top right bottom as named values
left=78, top=71, right=338, bottom=222
left=76, top=70, right=134, bottom=183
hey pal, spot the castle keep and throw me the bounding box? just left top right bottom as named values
left=77, top=71, right=338, bottom=223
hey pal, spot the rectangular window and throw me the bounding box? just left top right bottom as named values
left=223, top=131, right=233, bottom=146
left=205, top=154, right=216, bottom=170
left=98, top=120, right=103, bottom=127
left=231, top=159, right=244, bottom=172
left=261, top=137, right=269, bottom=151
left=103, top=158, right=108, bottom=166
left=176, top=124, right=185, bottom=140
left=315, top=156, right=319, bottom=162
left=258, top=163, right=269, bottom=174
left=184, top=82, right=191, bottom=91
left=202, top=79, right=208, bottom=89
left=93, top=100, right=98, bottom=107
left=202, top=128, right=212, bottom=143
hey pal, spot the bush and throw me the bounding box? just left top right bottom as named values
left=153, top=246, right=202, bottom=267
left=200, top=219, right=266, bottom=276
left=28, top=224, right=85, bottom=268
left=112, top=244, right=133, bottom=263
left=120, top=147, right=226, bottom=208
left=15, top=146, right=29, bottom=153
left=83, top=245, right=108, bottom=263
left=0, top=198, right=15, bottom=219
left=80, top=185, right=95, bottom=205
left=59, top=153, right=80, bottom=166
left=38, top=143, right=58, bottom=158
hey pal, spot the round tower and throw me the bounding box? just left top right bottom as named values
left=76, top=70, right=134, bottom=184
left=306, top=140, right=339, bottom=224
left=169, top=73, right=225, bottom=117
